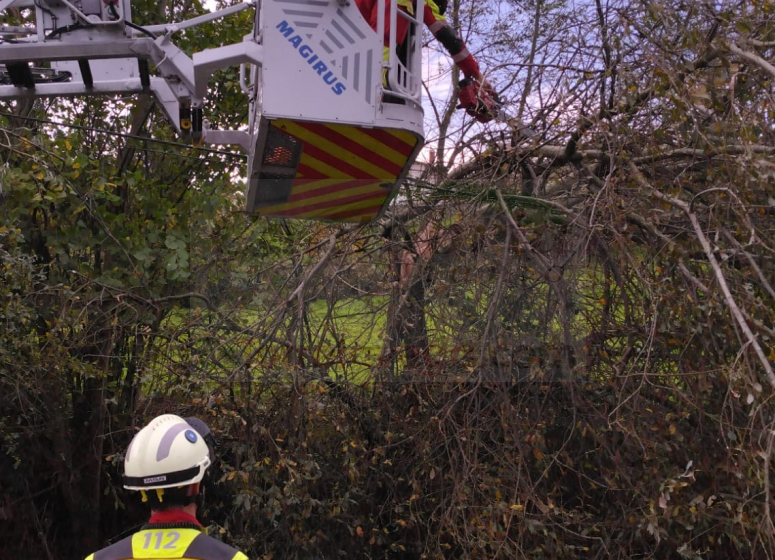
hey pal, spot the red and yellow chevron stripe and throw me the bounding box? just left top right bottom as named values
left=255, top=119, right=421, bottom=223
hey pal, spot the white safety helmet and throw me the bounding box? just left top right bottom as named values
left=123, top=414, right=212, bottom=491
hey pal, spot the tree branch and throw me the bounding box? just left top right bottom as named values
left=728, top=42, right=775, bottom=81
left=628, top=161, right=775, bottom=389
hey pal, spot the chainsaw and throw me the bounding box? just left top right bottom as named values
left=457, top=77, right=538, bottom=138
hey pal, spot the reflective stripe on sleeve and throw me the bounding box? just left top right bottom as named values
left=452, top=47, right=472, bottom=63
left=428, top=20, right=447, bottom=34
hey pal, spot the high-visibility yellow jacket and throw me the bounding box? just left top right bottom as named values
left=84, top=527, right=248, bottom=560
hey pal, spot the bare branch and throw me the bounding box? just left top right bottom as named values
left=729, top=42, right=775, bottom=81
left=629, top=161, right=775, bottom=389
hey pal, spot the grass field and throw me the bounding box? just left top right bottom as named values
left=146, top=259, right=650, bottom=390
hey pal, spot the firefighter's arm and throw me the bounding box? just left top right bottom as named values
left=424, top=0, right=496, bottom=112
left=423, top=0, right=482, bottom=81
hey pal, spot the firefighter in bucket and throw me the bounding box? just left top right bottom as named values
left=354, top=0, right=500, bottom=122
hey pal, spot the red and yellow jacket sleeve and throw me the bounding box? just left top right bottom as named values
left=422, top=0, right=481, bottom=79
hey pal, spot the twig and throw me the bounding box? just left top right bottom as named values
left=722, top=229, right=775, bottom=303
left=764, top=430, right=775, bottom=537
left=495, top=190, right=553, bottom=273
left=629, top=161, right=775, bottom=389
left=287, top=233, right=337, bottom=308
left=477, top=225, right=512, bottom=367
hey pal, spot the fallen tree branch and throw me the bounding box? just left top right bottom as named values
left=722, top=229, right=775, bottom=303
left=449, top=141, right=774, bottom=185
left=286, top=233, right=338, bottom=309
left=628, top=161, right=775, bottom=389
left=729, top=42, right=775, bottom=81
left=495, top=189, right=575, bottom=365
left=625, top=213, right=710, bottom=293
left=563, top=47, right=721, bottom=160
left=633, top=144, right=775, bottom=162
left=748, top=38, right=775, bottom=48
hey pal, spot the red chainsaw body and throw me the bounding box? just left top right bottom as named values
left=456, top=78, right=499, bottom=123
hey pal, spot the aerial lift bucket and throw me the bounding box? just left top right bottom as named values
left=244, top=0, right=425, bottom=223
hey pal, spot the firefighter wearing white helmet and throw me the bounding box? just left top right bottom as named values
left=84, top=414, right=249, bottom=560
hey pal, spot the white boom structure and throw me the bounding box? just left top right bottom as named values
left=0, top=0, right=426, bottom=223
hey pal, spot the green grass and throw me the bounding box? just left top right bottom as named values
left=306, top=296, right=388, bottom=379
left=142, top=258, right=670, bottom=390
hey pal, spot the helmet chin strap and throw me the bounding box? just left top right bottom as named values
left=186, top=482, right=204, bottom=510
left=195, top=486, right=205, bottom=511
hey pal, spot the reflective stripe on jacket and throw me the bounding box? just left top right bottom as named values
left=84, top=527, right=248, bottom=560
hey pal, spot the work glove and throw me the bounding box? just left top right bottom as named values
left=457, top=76, right=500, bottom=123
